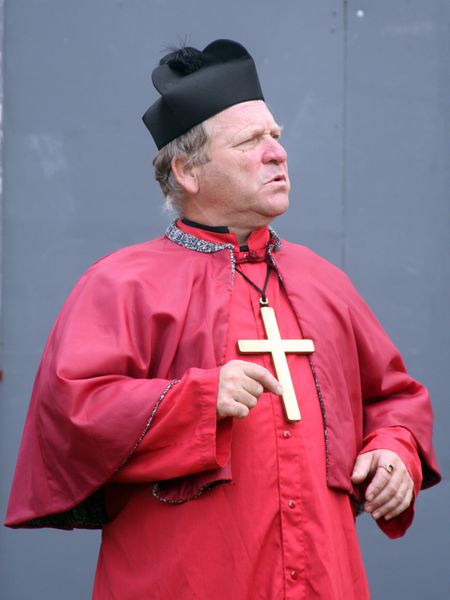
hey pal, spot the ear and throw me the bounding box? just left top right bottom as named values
left=171, top=156, right=200, bottom=196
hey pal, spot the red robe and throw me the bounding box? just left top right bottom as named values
left=6, top=221, right=440, bottom=599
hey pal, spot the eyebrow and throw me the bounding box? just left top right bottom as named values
left=232, top=123, right=284, bottom=144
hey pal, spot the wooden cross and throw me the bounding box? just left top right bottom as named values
left=238, top=306, right=315, bottom=422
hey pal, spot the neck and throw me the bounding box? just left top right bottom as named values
left=181, top=214, right=271, bottom=245
left=228, top=226, right=254, bottom=245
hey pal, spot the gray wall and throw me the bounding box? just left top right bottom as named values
left=1, top=1, right=449, bottom=598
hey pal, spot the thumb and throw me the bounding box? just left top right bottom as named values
left=351, top=452, right=374, bottom=484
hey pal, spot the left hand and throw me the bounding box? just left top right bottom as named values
left=351, top=449, right=414, bottom=521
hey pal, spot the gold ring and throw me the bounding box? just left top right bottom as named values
left=380, top=463, right=394, bottom=474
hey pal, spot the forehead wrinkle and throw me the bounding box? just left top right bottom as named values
left=204, top=102, right=282, bottom=146
left=225, top=120, right=284, bottom=146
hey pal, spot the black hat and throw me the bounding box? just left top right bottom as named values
left=142, top=39, right=265, bottom=149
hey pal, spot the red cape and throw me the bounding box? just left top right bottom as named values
left=5, top=223, right=440, bottom=528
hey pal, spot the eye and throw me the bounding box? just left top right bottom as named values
left=236, top=135, right=260, bottom=148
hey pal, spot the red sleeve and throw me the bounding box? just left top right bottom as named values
left=110, top=367, right=232, bottom=484
left=5, top=260, right=233, bottom=527
left=360, top=426, right=422, bottom=538
left=345, top=280, right=440, bottom=491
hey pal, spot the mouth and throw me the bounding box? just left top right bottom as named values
left=267, top=174, right=287, bottom=184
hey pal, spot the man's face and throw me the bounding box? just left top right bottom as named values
left=192, top=100, right=290, bottom=231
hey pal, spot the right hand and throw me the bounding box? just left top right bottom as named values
left=217, top=360, right=283, bottom=419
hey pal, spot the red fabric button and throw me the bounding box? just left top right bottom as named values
left=290, top=569, right=298, bottom=580
left=283, top=430, right=291, bottom=439
left=288, top=500, right=296, bottom=509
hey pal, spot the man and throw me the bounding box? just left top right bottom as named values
left=6, top=40, right=440, bottom=598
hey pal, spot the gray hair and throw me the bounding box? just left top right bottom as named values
left=152, top=122, right=211, bottom=213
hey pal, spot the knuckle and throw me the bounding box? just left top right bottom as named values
left=401, top=496, right=409, bottom=510
left=394, top=491, right=404, bottom=504
left=385, top=485, right=397, bottom=499
left=223, top=372, right=240, bottom=387
left=261, top=369, right=274, bottom=383
left=247, top=396, right=257, bottom=408
left=236, top=405, right=249, bottom=419
left=216, top=396, right=226, bottom=408
left=231, top=373, right=241, bottom=385
left=255, top=384, right=264, bottom=397
left=217, top=398, right=231, bottom=413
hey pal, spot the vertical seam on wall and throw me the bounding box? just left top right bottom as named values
left=342, top=0, right=348, bottom=272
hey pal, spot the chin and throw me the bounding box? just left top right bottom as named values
left=263, top=194, right=290, bottom=218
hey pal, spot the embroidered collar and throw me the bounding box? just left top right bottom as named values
left=165, top=220, right=282, bottom=256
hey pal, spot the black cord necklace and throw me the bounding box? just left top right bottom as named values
left=235, top=263, right=273, bottom=306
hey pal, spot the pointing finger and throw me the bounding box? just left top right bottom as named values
left=242, top=363, right=283, bottom=396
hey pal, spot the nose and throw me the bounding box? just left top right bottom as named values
left=262, top=137, right=288, bottom=164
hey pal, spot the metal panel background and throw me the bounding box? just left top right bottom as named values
left=0, top=1, right=448, bottom=598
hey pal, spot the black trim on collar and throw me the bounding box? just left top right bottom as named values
left=181, top=218, right=230, bottom=234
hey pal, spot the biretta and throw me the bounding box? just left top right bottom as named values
left=142, top=39, right=264, bottom=149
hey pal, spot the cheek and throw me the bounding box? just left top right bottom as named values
left=238, top=158, right=261, bottom=182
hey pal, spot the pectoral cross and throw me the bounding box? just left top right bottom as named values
left=238, top=304, right=315, bottom=422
